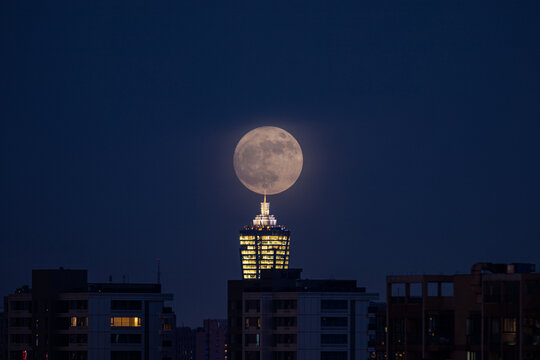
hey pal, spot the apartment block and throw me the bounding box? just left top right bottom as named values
left=386, top=262, right=540, bottom=360
left=5, top=268, right=176, bottom=360
left=228, top=269, right=379, bottom=360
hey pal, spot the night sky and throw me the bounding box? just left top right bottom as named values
left=1, top=2, right=540, bottom=326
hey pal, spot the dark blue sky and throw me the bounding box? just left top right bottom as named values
left=1, top=2, right=539, bottom=326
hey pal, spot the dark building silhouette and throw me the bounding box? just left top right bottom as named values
left=0, top=310, right=6, bottom=360
left=367, top=302, right=386, bottom=360
left=195, top=319, right=227, bottom=360
left=239, top=198, right=291, bottom=279
left=385, top=262, right=540, bottom=360
left=5, top=268, right=176, bottom=360
left=228, top=269, right=379, bottom=360
left=176, top=326, right=196, bottom=360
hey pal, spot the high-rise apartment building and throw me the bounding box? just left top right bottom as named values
left=228, top=269, right=379, bottom=360
left=5, top=268, right=176, bottom=360
left=385, top=262, right=540, bottom=360
left=239, top=198, right=291, bottom=279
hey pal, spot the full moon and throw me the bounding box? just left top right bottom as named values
left=233, top=126, right=303, bottom=195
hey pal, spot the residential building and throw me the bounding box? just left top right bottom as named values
left=176, top=327, right=196, bottom=360
left=195, top=319, right=227, bottom=360
left=386, top=262, right=540, bottom=360
left=5, top=268, right=175, bottom=360
left=240, top=198, right=291, bottom=279
left=367, top=302, right=386, bottom=360
left=228, top=269, right=379, bottom=360
left=159, top=307, right=177, bottom=360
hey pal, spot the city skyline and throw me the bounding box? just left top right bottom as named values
left=2, top=1, right=540, bottom=328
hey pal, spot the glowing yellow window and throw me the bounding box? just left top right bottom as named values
left=70, top=317, right=88, bottom=327
left=110, top=317, right=142, bottom=327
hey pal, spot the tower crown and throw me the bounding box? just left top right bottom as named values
left=252, top=195, right=277, bottom=226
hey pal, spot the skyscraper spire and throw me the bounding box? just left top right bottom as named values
left=254, top=194, right=275, bottom=226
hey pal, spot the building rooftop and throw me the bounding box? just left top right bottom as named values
left=387, top=262, right=537, bottom=283
left=9, top=269, right=165, bottom=295
left=229, top=269, right=377, bottom=295
left=88, top=283, right=162, bottom=293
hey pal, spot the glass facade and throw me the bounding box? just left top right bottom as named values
left=240, top=200, right=291, bottom=279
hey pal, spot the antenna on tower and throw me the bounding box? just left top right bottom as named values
left=157, top=258, right=161, bottom=284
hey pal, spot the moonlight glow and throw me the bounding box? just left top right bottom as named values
left=233, top=126, right=303, bottom=195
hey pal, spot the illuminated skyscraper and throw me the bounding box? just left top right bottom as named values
left=239, top=197, right=291, bottom=279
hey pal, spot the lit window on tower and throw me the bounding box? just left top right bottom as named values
left=239, top=198, right=291, bottom=279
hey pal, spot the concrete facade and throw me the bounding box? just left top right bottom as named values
left=385, top=262, right=540, bottom=360
left=228, top=269, right=379, bottom=360
left=5, top=269, right=175, bottom=360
